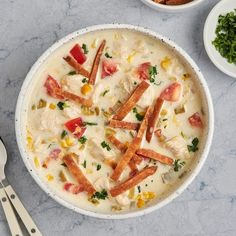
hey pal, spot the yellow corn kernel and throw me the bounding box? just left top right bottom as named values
left=137, top=198, right=145, bottom=208
left=59, top=170, right=67, bottom=182
left=128, top=188, right=135, bottom=199
left=127, top=51, right=137, bottom=63
left=34, top=157, right=40, bottom=168
left=49, top=103, right=56, bottom=110
left=37, top=99, right=47, bottom=109
left=81, top=84, right=92, bottom=95
left=31, top=104, right=36, bottom=110
left=158, top=135, right=166, bottom=143
left=182, top=73, right=190, bottom=81
left=143, top=191, right=156, bottom=200
left=81, top=106, right=95, bottom=116
left=26, top=136, right=34, bottom=151
left=60, top=138, right=74, bottom=148
left=160, top=57, right=171, bottom=71
left=86, top=169, right=93, bottom=174
left=46, top=174, right=54, bottom=181
left=105, top=128, right=116, bottom=137
left=136, top=194, right=142, bottom=200
left=160, top=109, right=168, bottom=116
left=91, top=39, right=98, bottom=48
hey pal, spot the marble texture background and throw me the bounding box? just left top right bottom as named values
left=0, top=0, right=236, bottom=235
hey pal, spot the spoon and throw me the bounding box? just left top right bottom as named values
left=0, top=137, right=42, bottom=236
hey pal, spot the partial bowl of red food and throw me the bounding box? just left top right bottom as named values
left=15, top=24, right=214, bottom=219
left=141, top=0, right=204, bottom=12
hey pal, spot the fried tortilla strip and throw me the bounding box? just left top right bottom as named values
left=110, top=166, right=157, bottom=197
left=111, top=106, right=152, bottom=181
left=146, top=97, right=164, bottom=142
left=62, top=90, right=93, bottom=107
left=88, top=40, right=106, bottom=85
left=108, top=119, right=140, bottom=131
left=113, top=81, right=150, bottom=120
left=166, top=0, right=192, bottom=5
left=63, top=153, right=96, bottom=195
left=63, top=56, right=90, bottom=78
left=136, top=148, right=173, bottom=165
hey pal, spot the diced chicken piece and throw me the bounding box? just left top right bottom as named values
left=39, top=109, right=64, bottom=134
left=119, top=77, right=136, bottom=95
left=63, top=102, right=81, bottom=119
left=115, top=191, right=131, bottom=206
left=94, top=177, right=110, bottom=191
left=164, top=136, right=190, bottom=159
left=87, top=138, right=116, bottom=161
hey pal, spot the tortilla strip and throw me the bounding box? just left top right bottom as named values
left=166, top=0, right=192, bottom=5
left=63, top=56, right=90, bottom=78
left=88, top=40, right=106, bottom=85
left=108, top=119, right=140, bottom=131
left=106, top=134, right=127, bottom=153
left=63, top=153, right=96, bottom=195
left=111, top=106, right=152, bottom=181
left=146, top=97, right=164, bottom=142
left=136, top=148, right=173, bottom=165
left=62, top=90, right=93, bottom=107
left=113, top=81, right=150, bottom=120
left=110, top=166, right=157, bottom=197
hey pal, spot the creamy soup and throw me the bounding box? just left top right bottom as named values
left=26, top=29, right=205, bottom=214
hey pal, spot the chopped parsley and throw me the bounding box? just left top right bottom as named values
left=105, top=52, right=112, bottom=58
left=92, top=189, right=108, bottom=200
left=57, top=101, right=69, bottom=110
left=82, top=160, right=87, bottom=168
left=173, top=159, right=185, bottom=172
left=96, top=164, right=102, bottom=171
left=83, top=121, right=98, bottom=126
left=148, top=65, right=161, bottom=86
left=187, top=137, right=199, bottom=152
left=78, top=136, right=87, bottom=144
left=132, top=107, right=144, bottom=121
left=82, top=78, right=88, bottom=83
left=101, top=141, right=111, bottom=151
left=82, top=43, right=89, bottom=54
left=68, top=71, right=76, bottom=75
left=61, top=130, right=68, bottom=139
left=102, top=89, right=110, bottom=97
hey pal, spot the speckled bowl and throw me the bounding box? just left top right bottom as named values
left=15, top=24, right=214, bottom=219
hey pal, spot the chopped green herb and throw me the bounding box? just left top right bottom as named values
left=137, top=186, right=141, bottom=193
left=68, top=71, right=76, bottom=75
left=187, top=137, right=199, bottom=152
left=173, top=159, right=185, bottom=172
left=82, top=160, right=87, bottom=168
left=57, top=101, right=69, bottom=110
left=105, top=52, right=112, bottom=58
left=101, top=141, right=111, bottom=151
left=132, top=107, right=138, bottom=113
left=96, top=164, right=102, bottom=171
left=78, top=136, right=87, bottom=144
left=83, top=121, right=98, bottom=126
left=92, top=189, right=108, bottom=200
left=180, top=131, right=185, bottom=138
left=102, top=89, right=110, bottom=97
left=132, top=107, right=144, bottom=121
left=61, top=130, right=68, bottom=139
left=149, top=65, right=157, bottom=82
left=82, top=43, right=89, bottom=54
left=82, top=78, right=88, bottom=83
left=212, top=9, right=236, bottom=64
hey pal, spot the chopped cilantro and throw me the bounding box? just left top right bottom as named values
left=78, top=136, right=87, bottom=144
left=149, top=65, right=161, bottom=86
left=105, top=52, right=112, bottom=58
left=132, top=107, right=144, bottom=121
left=102, top=89, right=110, bottom=97
left=82, top=160, right=87, bottom=168
left=68, top=71, right=76, bottom=75
left=96, top=164, right=102, bottom=171
left=187, top=137, right=199, bottom=152
left=101, top=141, right=111, bottom=151
left=82, top=43, right=89, bottom=54
left=57, top=101, right=69, bottom=110
left=61, top=130, right=68, bottom=139
left=92, top=189, right=108, bottom=200
left=83, top=121, right=98, bottom=126
left=173, top=159, right=185, bottom=172
left=82, top=78, right=88, bottom=83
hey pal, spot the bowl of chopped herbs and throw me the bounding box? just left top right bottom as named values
left=204, top=0, right=236, bottom=78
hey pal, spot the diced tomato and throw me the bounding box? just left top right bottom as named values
left=137, top=62, right=151, bottom=80
left=63, top=183, right=74, bottom=191
left=64, top=117, right=86, bottom=139
left=160, top=82, right=181, bottom=102
left=71, top=185, right=84, bottom=194
left=44, top=75, right=64, bottom=99
left=101, top=59, right=118, bottom=79
left=70, top=44, right=87, bottom=64
left=49, top=149, right=61, bottom=160
left=188, top=112, right=203, bottom=128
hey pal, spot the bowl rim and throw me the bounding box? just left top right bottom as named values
left=203, top=0, right=236, bottom=78
left=140, top=0, right=204, bottom=11
left=15, top=23, right=214, bottom=219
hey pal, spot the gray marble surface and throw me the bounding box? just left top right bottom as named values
left=0, top=0, right=236, bottom=235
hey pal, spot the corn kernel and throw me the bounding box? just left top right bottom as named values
left=160, top=57, right=171, bottom=71
left=86, top=169, right=93, bottom=174
left=65, top=137, right=74, bottom=146
left=127, top=51, right=137, bottom=63
left=91, top=39, right=98, bottom=48
left=46, top=174, right=54, bottom=181
left=37, top=99, right=47, bottom=109
left=143, top=191, right=155, bottom=200
left=81, top=84, right=92, bottom=95
left=49, top=103, right=56, bottom=110
left=137, top=198, right=145, bottom=208
left=59, top=170, right=67, bottom=182
left=160, top=109, right=168, bottom=116
left=128, top=188, right=135, bottom=199
left=34, top=157, right=40, bottom=168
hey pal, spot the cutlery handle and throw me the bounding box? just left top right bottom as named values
left=0, top=187, right=23, bottom=236
left=4, top=185, right=42, bottom=236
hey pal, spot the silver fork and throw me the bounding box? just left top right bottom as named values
left=0, top=137, right=42, bottom=236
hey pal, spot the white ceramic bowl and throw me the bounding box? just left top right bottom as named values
left=204, top=0, right=236, bottom=78
left=140, top=0, right=204, bottom=13
left=15, top=24, right=214, bottom=219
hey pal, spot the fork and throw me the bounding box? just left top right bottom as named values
left=0, top=137, right=42, bottom=236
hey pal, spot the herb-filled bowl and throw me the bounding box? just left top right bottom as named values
left=15, top=24, right=214, bottom=219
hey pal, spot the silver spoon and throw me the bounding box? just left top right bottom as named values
left=0, top=137, right=42, bottom=236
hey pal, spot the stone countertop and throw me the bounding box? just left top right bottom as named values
left=0, top=0, right=235, bottom=235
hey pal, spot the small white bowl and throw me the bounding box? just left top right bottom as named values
left=140, top=0, right=204, bottom=13
left=204, top=0, right=236, bottom=78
